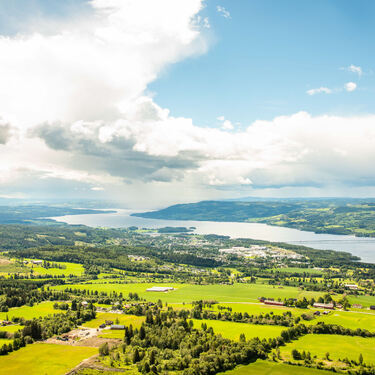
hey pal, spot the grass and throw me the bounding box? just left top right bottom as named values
left=304, top=310, right=375, bottom=331
left=280, top=334, right=375, bottom=365
left=193, top=319, right=285, bottom=341
left=83, top=313, right=145, bottom=329
left=26, top=260, right=84, bottom=276
left=52, top=282, right=324, bottom=304
left=220, top=360, right=333, bottom=375
left=0, top=302, right=64, bottom=321
left=0, top=325, right=22, bottom=334
left=0, top=343, right=96, bottom=375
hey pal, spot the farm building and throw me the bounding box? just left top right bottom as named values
left=263, top=300, right=284, bottom=306
left=32, top=260, right=43, bottom=265
left=344, top=284, right=358, bottom=290
left=110, top=325, right=125, bottom=330
left=352, top=304, right=363, bottom=309
left=313, top=302, right=334, bottom=310
left=146, top=286, right=174, bottom=292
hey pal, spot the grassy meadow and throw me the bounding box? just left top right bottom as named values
left=0, top=302, right=64, bottom=321
left=220, top=360, right=333, bottom=375
left=280, top=334, right=375, bottom=365
left=52, top=282, right=324, bottom=303
left=83, top=313, right=145, bottom=329
left=193, top=319, right=285, bottom=341
left=0, top=343, right=97, bottom=375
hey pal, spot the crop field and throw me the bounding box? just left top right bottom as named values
left=26, top=260, right=84, bottom=276
left=53, top=282, right=324, bottom=303
left=274, top=267, right=323, bottom=275
left=83, top=313, right=145, bottom=329
left=0, top=343, right=97, bottom=375
left=220, top=360, right=333, bottom=375
left=193, top=319, right=285, bottom=341
left=280, top=334, right=375, bottom=365
left=0, top=302, right=64, bottom=321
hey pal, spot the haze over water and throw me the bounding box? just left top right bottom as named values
left=53, top=209, right=375, bottom=263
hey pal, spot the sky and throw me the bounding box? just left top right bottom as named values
left=0, top=0, right=375, bottom=208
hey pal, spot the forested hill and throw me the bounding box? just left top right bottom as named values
left=0, top=205, right=114, bottom=225
left=132, top=199, right=375, bottom=237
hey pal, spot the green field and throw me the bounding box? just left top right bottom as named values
left=83, top=313, right=145, bottom=329
left=280, top=334, right=375, bottom=365
left=0, top=343, right=97, bottom=375
left=193, top=319, right=285, bottom=341
left=53, top=282, right=323, bottom=304
left=220, top=360, right=333, bottom=375
left=0, top=302, right=64, bottom=321
left=26, top=260, right=84, bottom=276
left=0, top=324, right=22, bottom=334
left=305, top=310, right=375, bottom=331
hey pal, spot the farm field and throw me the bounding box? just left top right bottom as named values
left=53, top=282, right=324, bottom=303
left=26, top=260, right=84, bottom=276
left=83, top=313, right=145, bottom=329
left=220, top=360, right=333, bottom=375
left=0, top=324, right=22, bottom=334
left=0, top=302, right=64, bottom=320
left=193, top=319, right=285, bottom=341
left=280, top=334, right=375, bottom=365
left=0, top=343, right=97, bottom=375
left=305, top=310, right=375, bottom=331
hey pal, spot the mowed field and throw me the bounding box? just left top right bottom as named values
left=52, top=282, right=324, bottom=303
left=0, top=301, right=64, bottom=320
left=280, top=334, right=375, bottom=365
left=0, top=343, right=96, bottom=375
left=83, top=313, right=145, bottom=329
left=193, top=319, right=285, bottom=341
left=220, top=360, right=333, bottom=375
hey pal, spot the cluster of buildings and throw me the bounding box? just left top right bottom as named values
left=146, top=286, right=174, bottom=292
left=219, top=245, right=303, bottom=260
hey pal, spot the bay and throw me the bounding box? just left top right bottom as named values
left=52, top=209, right=375, bottom=263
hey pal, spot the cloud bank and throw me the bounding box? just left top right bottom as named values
left=0, top=0, right=374, bottom=206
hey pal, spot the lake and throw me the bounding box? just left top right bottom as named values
left=52, top=209, right=375, bottom=263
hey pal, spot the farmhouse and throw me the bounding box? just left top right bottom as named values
left=263, top=300, right=284, bottom=306
left=111, top=325, right=125, bottom=330
left=313, top=302, right=334, bottom=310
left=344, top=284, right=358, bottom=290
left=146, top=286, right=174, bottom=292
left=32, top=260, right=43, bottom=265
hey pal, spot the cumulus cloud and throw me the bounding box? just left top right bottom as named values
left=345, top=82, right=357, bottom=92
left=217, top=6, right=231, bottom=19
left=306, top=87, right=332, bottom=95
left=0, top=0, right=374, bottom=206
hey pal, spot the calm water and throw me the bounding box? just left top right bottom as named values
left=52, top=209, right=375, bottom=263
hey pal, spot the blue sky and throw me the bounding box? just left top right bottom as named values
left=1, top=0, right=375, bottom=205
left=150, top=0, right=375, bottom=126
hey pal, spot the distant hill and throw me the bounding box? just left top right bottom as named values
left=132, top=199, right=375, bottom=237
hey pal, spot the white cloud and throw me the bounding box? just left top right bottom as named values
left=217, top=6, right=231, bottom=19
left=0, top=0, right=207, bottom=127
left=345, top=64, right=362, bottom=77
left=0, top=1, right=375, bottom=206
left=217, top=116, right=234, bottom=130
left=306, top=87, right=332, bottom=95
left=345, top=82, right=357, bottom=92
